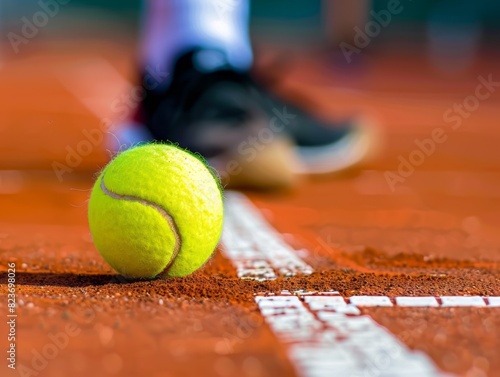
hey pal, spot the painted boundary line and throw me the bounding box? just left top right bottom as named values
left=221, top=192, right=313, bottom=281
left=256, top=291, right=449, bottom=377
left=222, top=194, right=499, bottom=376
left=345, top=294, right=500, bottom=308
left=256, top=291, right=500, bottom=377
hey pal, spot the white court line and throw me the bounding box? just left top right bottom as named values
left=256, top=292, right=500, bottom=377
left=349, top=296, right=393, bottom=307
left=395, top=297, right=439, bottom=307
left=487, top=297, right=500, bottom=307
left=221, top=192, right=313, bottom=281
left=440, top=296, right=486, bottom=307
left=223, top=194, right=500, bottom=376
left=256, top=292, right=453, bottom=377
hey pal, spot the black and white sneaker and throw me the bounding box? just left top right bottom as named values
left=110, top=49, right=380, bottom=188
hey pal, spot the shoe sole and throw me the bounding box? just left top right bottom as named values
left=293, top=116, right=382, bottom=176
left=210, top=137, right=300, bottom=190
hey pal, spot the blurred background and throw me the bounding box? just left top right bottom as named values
left=1, top=0, right=499, bottom=58
left=0, top=0, right=499, bottom=192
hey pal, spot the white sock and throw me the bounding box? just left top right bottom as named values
left=140, top=0, right=253, bottom=77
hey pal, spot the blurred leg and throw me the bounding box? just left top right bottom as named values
left=140, top=0, right=253, bottom=79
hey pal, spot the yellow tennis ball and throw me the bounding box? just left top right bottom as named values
left=88, top=144, right=224, bottom=279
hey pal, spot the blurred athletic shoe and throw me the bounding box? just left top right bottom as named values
left=110, top=49, right=380, bottom=189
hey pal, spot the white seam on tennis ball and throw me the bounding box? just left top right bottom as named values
left=100, top=177, right=181, bottom=275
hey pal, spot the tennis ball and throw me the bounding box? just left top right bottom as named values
left=88, top=144, right=224, bottom=279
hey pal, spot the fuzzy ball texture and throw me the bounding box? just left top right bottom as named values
left=88, top=144, right=224, bottom=279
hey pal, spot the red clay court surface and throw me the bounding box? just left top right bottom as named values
left=0, top=40, right=499, bottom=377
